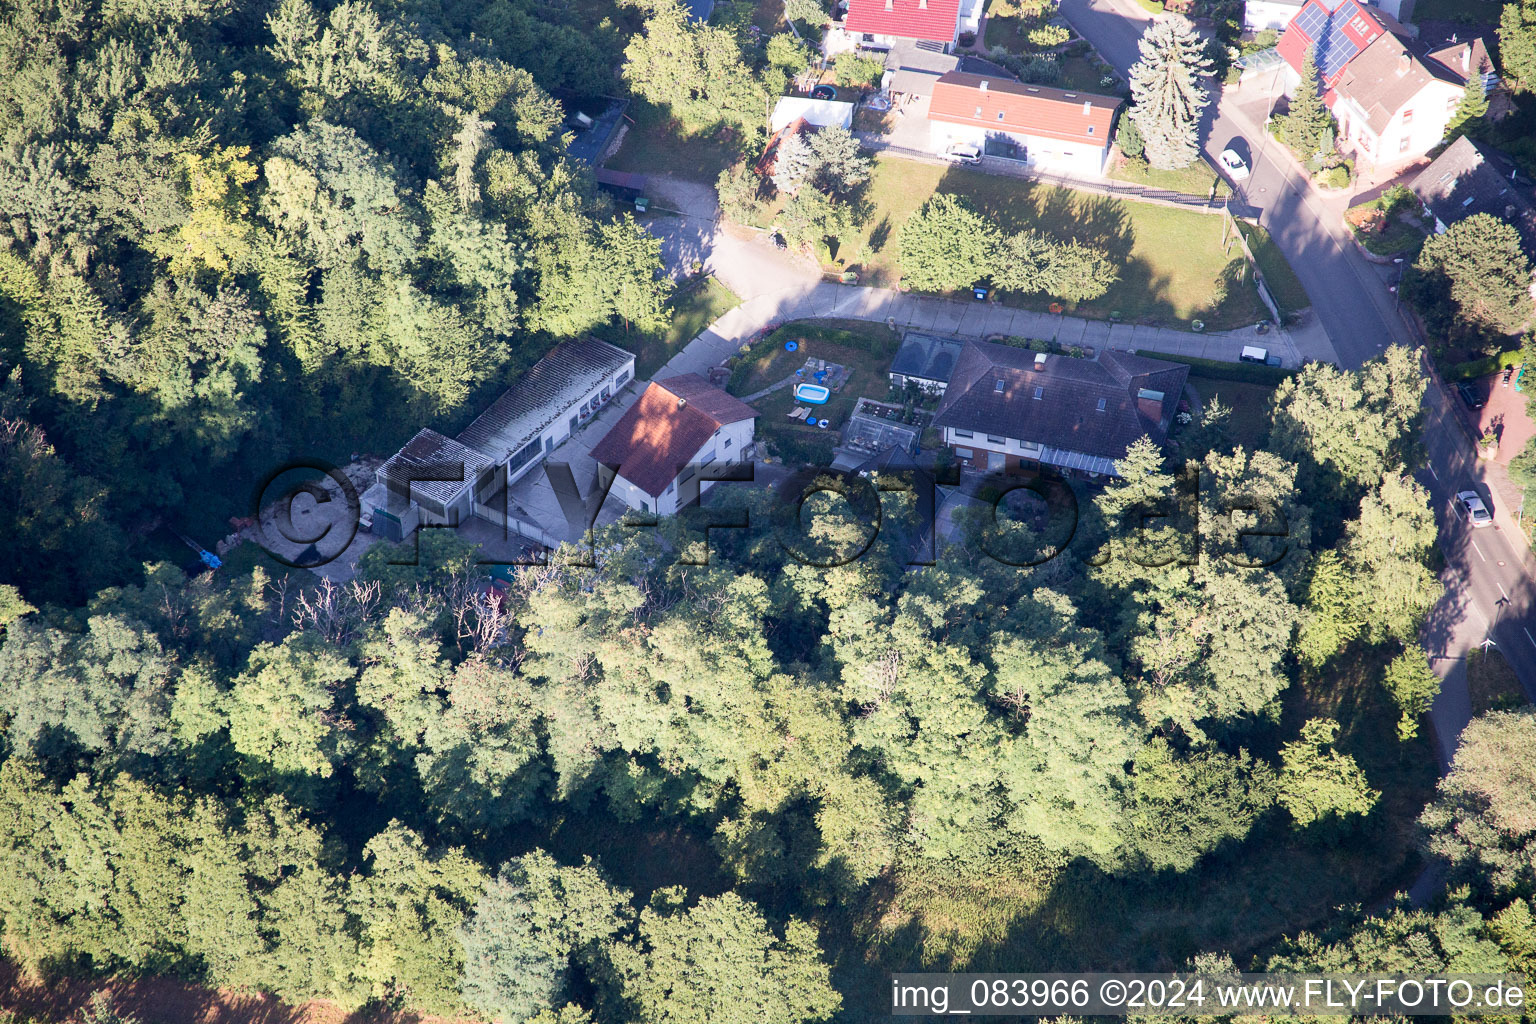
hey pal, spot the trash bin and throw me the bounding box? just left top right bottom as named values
left=634, top=196, right=649, bottom=213
left=972, top=287, right=988, bottom=301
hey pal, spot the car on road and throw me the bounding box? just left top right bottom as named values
left=1457, top=489, right=1494, bottom=528
left=943, top=144, right=982, bottom=165
left=1219, top=148, right=1250, bottom=180
left=1503, top=367, right=1515, bottom=387
left=1457, top=382, right=1484, bottom=408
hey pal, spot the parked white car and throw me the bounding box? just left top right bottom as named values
left=943, top=144, right=982, bottom=165
left=1219, top=148, right=1251, bottom=181
left=1457, top=489, right=1494, bottom=528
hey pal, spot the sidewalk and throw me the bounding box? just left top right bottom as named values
left=657, top=279, right=1321, bottom=382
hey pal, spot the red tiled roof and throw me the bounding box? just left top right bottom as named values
left=589, top=374, right=757, bottom=498
left=756, top=118, right=812, bottom=177
left=844, top=0, right=961, bottom=42
left=929, top=72, right=1120, bottom=144
left=1277, top=0, right=1387, bottom=85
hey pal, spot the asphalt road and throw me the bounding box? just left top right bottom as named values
left=1057, top=0, right=1536, bottom=771
left=1057, top=0, right=1154, bottom=73
left=1419, top=386, right=1536, bottom=764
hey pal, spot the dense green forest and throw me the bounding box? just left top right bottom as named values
left=0, top=0, right=667, bottom=605
left=4, top=338, right=1536, bottom=1021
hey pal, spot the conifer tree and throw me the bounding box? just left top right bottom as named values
left=1128, top=18, right=1213, bottom=169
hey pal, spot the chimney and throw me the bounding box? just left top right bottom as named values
left=979, top=80, right=988, bottom=91
left=1462, top=45, right=1470, bottom=73
left=918, top=0, right=926, bottom=8
left=1034, top=352, right=1047, bottom=369
left=1082, top=99, right=1092, bottom=115
left=678, top=397, right=687, bottom=409
left=1396, top=51, right=1410, bottom=76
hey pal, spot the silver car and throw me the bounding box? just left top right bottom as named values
left=1457, top=490, right=1494, bottom=528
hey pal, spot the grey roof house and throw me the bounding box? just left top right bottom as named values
left=933, top=341, right=1188, bottom=477
left=889, top=333, right=966, bottom=393
left=1410, top=136, right=1536, bottom=256
left=363, top=337, right=636, bottom=542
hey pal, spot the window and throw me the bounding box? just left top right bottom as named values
left=997, top=111, right=1005, bottom=120
left=994, top=379, right=1005, bottom=391
left=975, top=105, right=983, bottom=116
left=1033, top=386, right=1043, bottom=399
left=1462, top=196, right=1476, bottom=206
left=1402, top=109, right=1414, bottom=124
left=955, top=447, right=974, bottom=458
left=506, top=437, right=542, bottom=475
left=665, top=481, right=674, bottom=494
left=700, top=450, right=717, bottom=466
left=601, top=386, right=612, bottom=401
left=723, top=437, right=732, bottom=449
left=1087, top=126, right=1095, bottom=134
left=954, top=428, right=974, bottom=438
left=1399, top=136, right=1410, bottom=152
left=641, top=500, right=650, bottom=513
left=1096, top=397, right=1107, bottom=411
left=616, top=369, right=630, bottom=385
left=680, top=464, right=696, bottom=484
left=987, top=434, right=1005, bottom=444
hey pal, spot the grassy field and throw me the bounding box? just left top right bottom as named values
left=1107, top=155, right=1225, bottom=198
left=1410, top=0, right=1500, bottom=24
left=607, top=100, right=744, bottom=181
left=593, top=276, right=741, bottom=379
left=1468, top=648, right=1530, bottom=716
left=856, top=159, right=1268, bottom=329
left=1188, top=375, right=1274, bottom=448
left=1237, top=221, right=1313, bottom=316
left=728, top=320, right=905, bottom=458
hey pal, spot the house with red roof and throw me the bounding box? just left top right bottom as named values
left=590, top=374, right=757, bottom=515
left=1277, top=0, right=1491, bottom=172
left=842, top=0, right=978, bottom=48
left=928, top=72, right=1122, bottom=175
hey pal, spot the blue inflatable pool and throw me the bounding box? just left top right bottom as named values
left=794, top=383, right=831, bottom=404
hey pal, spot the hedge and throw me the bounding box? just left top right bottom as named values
left=1444, top=349, right=1524, bottom=381
left=1149, top=352, right=1294, bottom=385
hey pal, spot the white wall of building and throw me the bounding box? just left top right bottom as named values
left=1334, top=80, right=1461, bottom=168
left=1242, top=0, right=1302, bottom=30
left=608, top=418, right=757, bottom=516
left=929, top=120, right=1111, bottom=175
left=501, top=359, right=636, bottom=488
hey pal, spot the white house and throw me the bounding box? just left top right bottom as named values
left=927, top=72, right=1122, bottom=176
left=363, top=336, right=635, bottom=542
left=590, top=373, right=758, bottom=515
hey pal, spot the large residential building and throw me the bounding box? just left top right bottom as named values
left=590, top=374, right=758, bottom=515
left=933, top=341, right=1188, bottom=478
left=842, top=0, right=977, bottom=48
left=1277, top=0, right=1490, bottom=172
left=928, top=72, right=1121, bottom=175
left=1411, top=136, right=1536, bottom=255
left=363, top=337, right=635, bottom=542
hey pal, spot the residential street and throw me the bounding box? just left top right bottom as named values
left=1054, top=0, right=1536, bottom=770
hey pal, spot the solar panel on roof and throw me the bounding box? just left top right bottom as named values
left=1294, top=2, right=1326, bottom=37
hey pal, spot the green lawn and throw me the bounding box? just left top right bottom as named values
left=1188, top=374, right=1274, bottom=449
left=626, top=276, right=740, bottom=380
left=1236, top=220, right=1312, bottom=316
left=1058, top=53, right=1123, bottom=94
left=1468, top=648, right=1530, bottom=716
left=856, top=158, right=1269, bottom=329
left=1410, top=0, right=1500, bottom=23
left=1107, top=156, right=1225, bottom=198
left=607, top=100, right=744, bottom=181
left=728, top=320, right=905, bottom=459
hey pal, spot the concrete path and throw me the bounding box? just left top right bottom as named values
left=655, top=280, right=1308, bottom=380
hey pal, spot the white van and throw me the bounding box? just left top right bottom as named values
left=1240, top=345, right=1268, bottom=363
